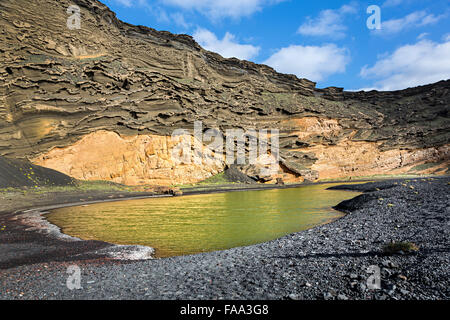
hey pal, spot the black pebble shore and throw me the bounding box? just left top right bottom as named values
left=1, top=177, right=449, bottom=300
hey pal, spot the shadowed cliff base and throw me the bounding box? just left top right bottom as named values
left=0, top=156, right=74, bottom=188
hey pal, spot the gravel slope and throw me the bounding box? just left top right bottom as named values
left=1, top=177, right=449, bottom=300
left=0, top=156, right=74, bottom=188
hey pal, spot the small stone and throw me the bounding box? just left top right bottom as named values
left=384, top=283, right=396, bottom=295
left=337, top=294, right=348, bottom=300
left=288, top=293, right=300, bottom=300
left=381, top=260, right=391, bottom=268
left=323, top=292, right=334, bottom=300
left=382, top=268, right=392, bottom=277
left=400, top=289, right=409, bottom=295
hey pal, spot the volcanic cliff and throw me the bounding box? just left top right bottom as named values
left=0, top=0, right=449, bottom=185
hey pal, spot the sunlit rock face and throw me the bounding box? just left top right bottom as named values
left=33, top=131, right=225, bottom=186
left=0, top=0, right=449, bottom=185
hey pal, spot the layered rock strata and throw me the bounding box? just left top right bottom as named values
left=0, top=0, right=448, bottom=185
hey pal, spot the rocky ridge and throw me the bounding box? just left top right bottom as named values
left=0, top=0, right=449, bottom=185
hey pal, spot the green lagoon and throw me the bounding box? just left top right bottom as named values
left=47, top=183, right=361, bottom=258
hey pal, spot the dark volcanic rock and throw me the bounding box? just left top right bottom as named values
left=224, top=165, right=257, bottom=184
left=0, top=156, right=74, bottom=188
left=1, top=177, right=448, bottom=300
left=327, top=181, right=398, bottom=192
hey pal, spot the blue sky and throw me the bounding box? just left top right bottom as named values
left=99, top=0, right=450, bottom=91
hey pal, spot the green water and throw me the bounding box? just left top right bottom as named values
left=46, top=183, right=361, bottom=258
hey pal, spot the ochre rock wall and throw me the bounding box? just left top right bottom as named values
left=32, top=127, right=449, bottom=186
left=32, top=130, right=224, bottom=186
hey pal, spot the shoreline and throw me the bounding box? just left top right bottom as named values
left=0, top=177, right=450, bottom=299
left=18, top=181, right=362, bottom=261
left=3, top=180, right=360, bottom=266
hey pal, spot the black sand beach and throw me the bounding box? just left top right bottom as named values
left=0, top=177, right=449, bottom=300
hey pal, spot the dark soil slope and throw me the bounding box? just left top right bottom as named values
left=0, top=156, right=74, bottom=188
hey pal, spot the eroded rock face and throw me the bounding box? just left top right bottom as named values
left=0, top=0, right=449, bottom=185
left=32, top=130, right=224, bottom=185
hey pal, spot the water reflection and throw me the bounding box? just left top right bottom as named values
left=47, top=183, right=361, bottom=258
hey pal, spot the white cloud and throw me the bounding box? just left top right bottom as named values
left=155, top=9, right=170, bottom=23
left=160, top=0, right=285, bottom=19
left=444, top=33, right=450, bottom=42
left=170, top=12, right=190, bottom=29
left=113, top=1, right=192, bottom=30
left=297, top=4, right=357, bottom=39
left=114, top=0, right=133, bottom=6
left=264, top=44, right=350, bottom=82
left=360, top=39, right=450, bottom=90
left=193, top=28, right=260, bottom=60
left=382, top=0, right=404, bottom=7
left=114, top=0, right=148, bottom=7
left=348, top=87, right=377, bottom=92
left=376, top=11, right=446, bottom=34
left=417, top=32, right=429, bottom=40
